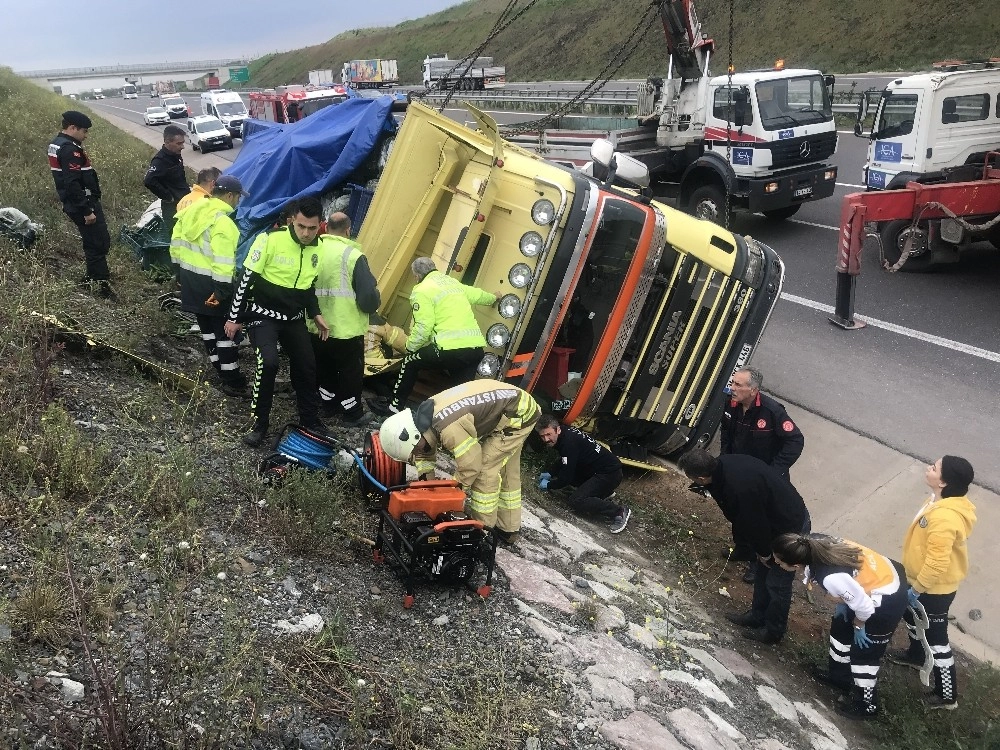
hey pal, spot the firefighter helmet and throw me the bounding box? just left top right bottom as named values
left=379, top=409, right=421, bottom=462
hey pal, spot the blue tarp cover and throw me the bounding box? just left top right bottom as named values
left=227, top=96, right=397, bottom=259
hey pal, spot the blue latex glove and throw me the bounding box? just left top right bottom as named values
left=540, top=472, right=552, bottom=481
left=853, top=623, right=874, bottom=649
left=834, top=603, right=851, bottom=622
left=907, top=587, right=920, bottom=607
left=538, top=476, right=550, bottom=490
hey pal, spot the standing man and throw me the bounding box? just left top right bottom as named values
left=170, top=174, right=248, bottom=397
left=379, top=257, right=497, bottom=415
left=721, top=367, right=804, bottom=581
left=176, top=167, right=221, bottom=212
left=678, top=449, right=810, bottom=645
left=48, top=110, right=113, bottom=298
left=535, top=414, right=632, bottom=534
left=379, top=380, right=540, bottom=545
left=309, top=211, right=381, bottom=426
left=224, top=197, right=330, bottom=447
left=144, top=124, right=189, bottom=231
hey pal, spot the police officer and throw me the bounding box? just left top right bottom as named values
left=144, top=124, right=189, bottom=230
left=721, top=367, right=804, bottom=580
left=379, top=380, right=540, bottom=545
left=535, top=414, right=632, bottom=534
left=309, top=211, right=380, bottom=426
left=224, top=196, right=330, bottom=447
left=170, top=175, right=248, bottom=397
left=48, top=110, right=113, bottom=298
left=380, top=257, right=497, bottom=415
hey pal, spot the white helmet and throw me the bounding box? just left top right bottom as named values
left=379, top=409, right=421, bottom=462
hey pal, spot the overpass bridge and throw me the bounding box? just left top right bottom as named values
left=15, top=59, right=251, bottom=83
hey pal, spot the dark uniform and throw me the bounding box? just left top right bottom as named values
left=144, top=146, right=189, bottom=229
left=709, top=454, right=810, bottom=642
left=546, top=426, right=624, bottom=521
left=48, top=127, right=111, bottom=283
left=720, top=392, right=804, bottom=477
left=228, top=226, right=324, bottom=435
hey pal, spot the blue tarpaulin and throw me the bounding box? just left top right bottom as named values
left=226, top=96, right=397, bottom=263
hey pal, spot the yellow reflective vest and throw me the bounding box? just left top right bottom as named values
left=169, top=196, right=238, bottom=315
left=407, top=270, right=495, bottom=352
left=308, top=235, right=369, bottom=339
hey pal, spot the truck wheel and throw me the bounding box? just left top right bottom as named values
left=880, top=220, right=933, bottom=272
left=761, top=205, right=801, bottom=221
left=688, top=185, right=727, bottom=223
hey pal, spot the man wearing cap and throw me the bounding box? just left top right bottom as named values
left=144, top=124, right=189, bottom=231
left=177, top=167, right=221, bottom=213
left=224, top=196, right=330, bottom=447
left=170, top=174, right=249, bottom=397
left=48, top=111, right=113, bottom=298
left=379, top=379, right=540, bottom=545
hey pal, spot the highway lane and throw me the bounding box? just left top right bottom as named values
left=90, top=89, right=1000, bottom=488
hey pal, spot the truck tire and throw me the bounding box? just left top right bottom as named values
left=688, top=185, right=727, bottom=223
left=880, top=220, right=933, bottom=272
left=761, top=205, right=801, bottom=221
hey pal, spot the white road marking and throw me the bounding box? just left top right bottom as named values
left=836, top=182, right=866, bottom=189
left=787, top=218, right=839, bottom=231
left=780, top=292, right=1000, bottom=363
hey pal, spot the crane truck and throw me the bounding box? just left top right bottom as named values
left=358, top=100, right=784, bottom=464
left=505, top=0, right=839, bottom=223
left=423, top=54, right=506, bottom=91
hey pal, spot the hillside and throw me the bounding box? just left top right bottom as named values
left=249, top=0, right=1000, bottom=87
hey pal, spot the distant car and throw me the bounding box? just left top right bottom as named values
left=150, top=90, right=157, bottom=98
left=187, top=115, right=233, bottom=153
left=161, top=96, right=189, bottom=119
left=144, top=106, right=170, bottom=126
left=94, top=93, right=105, bottom=100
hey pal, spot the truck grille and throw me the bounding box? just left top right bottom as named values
left=768, top=131, right=837, bottom=169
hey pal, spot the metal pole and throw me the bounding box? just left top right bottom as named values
left=829, top=271, right=865, bottom=329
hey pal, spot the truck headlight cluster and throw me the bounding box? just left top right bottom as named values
left=531, top=199, right=555, bottom=226
left=508, top=263, right=532, bottom=288
left=519, top=231, right=542, bottom=257
left=486, top=323, right=510, bottom=348
left=498, top=294, right=522, bottom=319
left=477, top=354, right=501, bottom=378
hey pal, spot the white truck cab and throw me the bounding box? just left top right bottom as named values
left=857, top=67, right=1000, bottom=190
left=200, top=89, right=248, bottom=138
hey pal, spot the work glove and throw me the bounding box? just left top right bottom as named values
left=540, top=472, right=551, bottom=481
left=538, top=475, right=550, bottom=490
left=853, top=623, right=873, bottom=649
left=907, top=587, right=920, bottom=608
left=834, top=603, right=851, bottom=622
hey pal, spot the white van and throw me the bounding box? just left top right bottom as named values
left=200, top=89, right=248, bottom=138
left=187, top=115, right=233, bottom=153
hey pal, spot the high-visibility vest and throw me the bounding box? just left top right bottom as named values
left=308, top=235, right=369, bottom=339
left=245, top=226, right=321, bottom=290
left=407, top=271, right=493, bottom=352
left=169, top=196, right=237, bottom=285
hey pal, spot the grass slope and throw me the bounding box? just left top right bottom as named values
left=248, top=0, right=1000, bottom=87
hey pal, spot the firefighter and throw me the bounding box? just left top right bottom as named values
left=535, top=414, right=632, bottom=534
left=224, top=196, right=330, bottom=447
left=176, top=167, right=221, bottom=212
left=309, top=211, right=380, bottom=426
left=47, top=110, right=113, bottom=298
left=169, top=174, right=248, bottom=397
left=772, top=533, right=907, bottom=721
left=143, top=124, right=189, bottom=230
left=721, top=366, right=804, bottom=582
left=378, top=257, right=497, bottom=415
left=378, top=380, right=540, bottom=544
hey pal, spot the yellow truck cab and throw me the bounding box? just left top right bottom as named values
left=360, top=101, right=784, bottom=457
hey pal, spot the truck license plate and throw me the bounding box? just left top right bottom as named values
left=793, top=187, right=812, bottom=197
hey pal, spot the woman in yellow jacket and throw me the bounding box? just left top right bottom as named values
left=890, top=455, right=976, bottom=710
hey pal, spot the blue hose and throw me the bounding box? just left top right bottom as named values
left=276, top=426, right=389, bottom=493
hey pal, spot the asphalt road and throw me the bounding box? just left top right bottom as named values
left=90, top=88, right=1000, bottom=490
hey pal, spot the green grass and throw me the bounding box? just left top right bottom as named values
left=247, top=0, right=1000, bottom=88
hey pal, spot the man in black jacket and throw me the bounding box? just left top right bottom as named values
left=144, top=124, right=189, bottom=231
left=535, top=415, right=632, bottom=534
left=678, top=449, right=810, bottom=645
left=47, top=110, right=113, bottom=297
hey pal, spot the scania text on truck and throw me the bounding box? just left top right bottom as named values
left=342, top=59, right=400, bottom=89
left=851, top=63, right=1000, bottom=268
left=247, top=85, right=351, bottom=125
left=506, top=0, right=838, bottom=223
left=359, top=101, right=783, bottom=461
left=423, top=54, right=506, bottom=91
left=201, top=89, right=248, bottom=138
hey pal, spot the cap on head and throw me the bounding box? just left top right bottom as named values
left=213, top=174, right=249, bottom=197
left=62, top=110, right=92, bottom=129
left=940, top=455, right=974, bottom=493
left=379, top=410, right=421, bottom=462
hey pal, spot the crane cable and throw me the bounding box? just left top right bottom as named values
left=723, top=0, right=734, bottom=230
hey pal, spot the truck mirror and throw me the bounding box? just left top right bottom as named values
left=824, top=74, right=836, bottom=89
left=733, top=88, right=749, bottom=128
left=854, top=95, right=869, bottom=137
left=611, top=153, right=650, bottom=189
left=853, top=121, right=863, bottom=137
left=590, top=138, right=615, bottom=169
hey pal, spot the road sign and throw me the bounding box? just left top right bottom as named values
left=229, top=67, right=250, bottom=83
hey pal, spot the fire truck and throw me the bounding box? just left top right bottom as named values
left=248, top=85, right=352, bottom=124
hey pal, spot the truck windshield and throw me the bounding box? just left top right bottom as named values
left=163, top=97, right=184, bottom=106
left=300, top=96, right=347, bottom=116
left=875, top=92, right=918, bottom=139
left=196, top=118, right=224, bottom=132
left=215, top=101, right=247, bottom=116
left=755, top=75, right=832, bottom=130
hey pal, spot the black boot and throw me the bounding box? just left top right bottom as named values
left=836, top=685, right=879, bottom=720
left=242, top=421, right=268, bottom=448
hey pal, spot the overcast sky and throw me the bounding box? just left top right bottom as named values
left=4, top=0, right=464, bottom=71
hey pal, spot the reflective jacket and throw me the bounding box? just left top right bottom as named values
left=407, top=270, right=495, bottom=352
left=809, top=541, right=900, bottom=621
left=308, top=235, right=380, bottom=339
left=412, top=379, right=540, bottom=483
left=169, top=196, right=238, bottom=316
left=902, top=493, right=977, bottom=595
left=227, top=226, right=321, bottom=323
left=48, top=132, right=101, bottom=215
left=176, top=184, right=211, bottom=212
